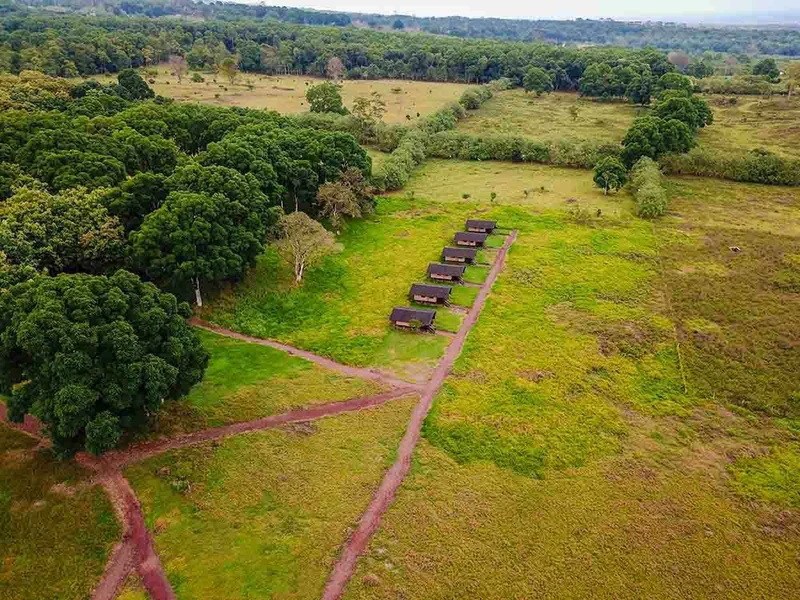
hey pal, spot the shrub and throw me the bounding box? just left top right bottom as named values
left=630, top=157, right=668, bottom=218
left=659, top=148, right=800, bottom=186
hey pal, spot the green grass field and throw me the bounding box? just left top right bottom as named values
left=201, top=195, right=517, bottom=382
left=330, top=163, right=800, bottom=599
left=456, top=90, right=641, bottom=144
left=0, top=424, right=120, bottom=600
left=150, top=329, right=385, bottom=436
left=125, top=397, right=417, bottom=600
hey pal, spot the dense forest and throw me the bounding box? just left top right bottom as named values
left=5, top=0, right=800, bottom=56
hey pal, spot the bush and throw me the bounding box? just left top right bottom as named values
left=659, top=148, right=800, bottom=186
left=630, top=157, right=668, bottom=218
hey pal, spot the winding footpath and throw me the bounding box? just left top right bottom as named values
left=1, top=230, right=516, bottom=600
left=321, top=230, right=517, bottom=600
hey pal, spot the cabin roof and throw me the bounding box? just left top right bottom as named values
left=409, top=283, right=452, bottom=299
left=454, top=231, right=488, bottom=242
left=466, top=219, right=496, bottom=229
left=442, top=246, right=477, bottom=258
left=389, top=307, right=436, bottom=325
left=427, top=263, right=466, bottom=276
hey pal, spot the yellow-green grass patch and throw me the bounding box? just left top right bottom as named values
left=94, top=69, right=471, bottom=124
left=125, top=397, right=417, bottom=600
left=150, top=328, right=386, bottom=436
left=456, top=90, right=641, bottom=145
left=0, top=424, right=120, bottom=600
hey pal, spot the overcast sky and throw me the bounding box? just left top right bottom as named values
left=263, top=0, right=794, bottom=23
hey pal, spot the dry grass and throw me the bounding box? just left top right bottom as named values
left=94, top=68, right=471, bottom=123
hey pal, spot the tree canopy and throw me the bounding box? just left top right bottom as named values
left=0, top=270, right=208, bottom=456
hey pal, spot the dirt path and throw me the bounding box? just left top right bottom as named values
left=321, top=230, right=517, bottom=600
left=190, top=319, right=419, bottom=390
left=80, top=388, right=418, bottom=472
left=0, top=403, right=43, bottom=438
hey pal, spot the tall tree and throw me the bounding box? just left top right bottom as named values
left=0, top=270, right=208, bottom=456
left=168, top=54, right=189, bottom=83
left=523, top=66, right=554, bottom=96
left=275, top=211, right=338, bottom=283
left=306, top=81, right=348, bottom=114
left=593, top=157, right=627, bottom=195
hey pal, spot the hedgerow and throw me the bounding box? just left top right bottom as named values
left=630, top=157, right=668, bottom=218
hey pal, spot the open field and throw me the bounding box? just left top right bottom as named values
left=0, top=423, right=120, bottom=600
left=200, top=196, right=511, bottom=382
left=455, top=90, right=800, bottom=160
left=322, top=163, right=800, bottom=599
left=92, top=69, right=471, bottom=123
left=150, top=328, right=385, bottom=436
left=125, top=397, right=417, bottom=600
left=456, top=90, right=641, bottom=144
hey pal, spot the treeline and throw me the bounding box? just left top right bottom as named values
left=0, top=9, right=673, bottom=84
left=8, top=0, right=800, bottom=56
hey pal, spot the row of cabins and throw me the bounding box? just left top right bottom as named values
left=390, top=220, right=497, bottom=333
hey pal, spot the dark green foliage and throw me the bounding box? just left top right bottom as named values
left=657, top=72, right=693, bottom=96
left=660, top=148, right=800, bottom=186
left=621, top=116, right=694, bottom=167
left=0, top=187, right=124, bottom=275
left=629, top=157, right=668, bottom=218
left=129, top=191, right=280, bottom=303
left=100, top=172, right=168, bottom=232
left=117, top=69, right=155, bottom=100
left=523, top=67, right=554, bottom=96
left=305, top=81, right=348, bottom=114
left=752, top=58, right=780, bottom=82
left=0, top=270, right=208, bottom=455
left=0, top=162, right=38, bottom=200
left=592, top=157, right=627, bottom=194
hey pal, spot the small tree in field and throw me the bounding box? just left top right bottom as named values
left=326, top=56, right=345, bottom=81
left=217, top=56, right=239, bottom=85
left=306, top=81, right=348, bottom=114
left=593, top=157, right=628, bottom=195
left=523, top=66, right=553, bottom=96
left=569, top=105, right=580, bottom=121
left=276, top=212, right=338, bottom=283
left=316, top=168, right=374, bottom=231
left=169, top=54, right=189, bottom=83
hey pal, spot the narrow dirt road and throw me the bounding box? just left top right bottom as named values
left=321, top=230, right=517, bottom=600
left=190, top=319, right=420, bottom=390
left=81, top=388, right=418, bottom=472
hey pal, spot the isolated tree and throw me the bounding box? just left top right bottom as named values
left=0, top=186, right=124, bottom=275
left=130, top=191, right=278, bottom=306
left=523, top=66, right=553, bottom=96
left=753, top=58, right=780, bottom=82
left=326, top=56, right=346, bottom=81
left=306, top=81, right=347, bottom=114
left=569, top=105, right=580, bottom=121
left=0, top=270, right=208, bottom=456
left=315, top=168, right=374, bottom=231
left=217, top=56, right=239, bottom=85
left=117, top=69, right=154, bottom=100
left=168, top=54, right=189, bottom=83
left=667, top=51, right=690, bottom=73
left=593, top=157, right=627, bottom=195
left=352, top=91, right=386, bottom=139
left=275, top=211, right=338, bottom=283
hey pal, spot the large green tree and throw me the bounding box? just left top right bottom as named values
left=129, top=191, right=279, bottom=306
left=0, top=270, right=208, bottom=456
left=523, top=66, right=554, bottom=96
left=305, top=81, right=348, bottom=114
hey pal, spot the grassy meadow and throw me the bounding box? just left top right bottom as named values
left=125, top=397, right=417, bottom=600
left=94, top=68, right=471, bottom=123
left=322, top=163, right=800, bottom=599
left=149, top=328, right=385, bottom=436
left=200, top=195, right=511, bottom=382
left=0, top=424, right=120, bottom=600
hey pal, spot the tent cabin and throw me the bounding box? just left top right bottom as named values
left=466, top=219, right=497, bottom=234
left=442, top=246, right=477, bottom=264
left=389, top=307, right=436, bottom=332
left=427, top=263, right=466, bottom=283
left=409, top=283, right=451, bottom=306
left=454, top=231, right=488, bottom=247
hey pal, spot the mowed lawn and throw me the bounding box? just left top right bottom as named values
left=93, top=69, right=471, bottom=123
left=201, top=196, right=506, bottom=381
left=456, top=89, right=641, bottom=144
left=125, top=397, right=417, bottom=600
left=0, top=423, right=120, bottom=600
left=338, top=167, right=800, bottom=599
left=150, top=329, right=386, bottom=437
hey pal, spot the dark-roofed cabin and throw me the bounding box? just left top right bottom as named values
left=454, top=231, right=488, bottom=247
left=427, top=263, right=466, bottom=283
left=389, top=307, right=436, bottom=332
left=442, top=247, right=477, bottom=264
left=409, top=283, right=451, bottom=306
left=466, top=219, right=496, bottom=234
